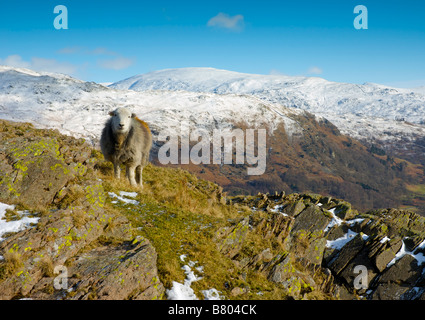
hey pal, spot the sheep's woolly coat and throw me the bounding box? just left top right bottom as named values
left=100, top=116, right=152, bottom=185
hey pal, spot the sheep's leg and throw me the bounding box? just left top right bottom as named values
left=136, top=165, right=143, bottom=188
left=113, top=161, right=121, bottom=179
left=126, top=165, right=137, bottom=187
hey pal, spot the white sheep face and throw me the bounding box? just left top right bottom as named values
left=109, top=108, right=134, bottom=134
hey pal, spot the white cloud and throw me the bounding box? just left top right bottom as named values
left=90, top=47, right=115, bottom=55
left=0, top=54, right=77, bottom=75
left=31, top=57, right=77, bottom=75
left=98, top=56, right=134, bottom=70
left=383, top=79, right=425, bottom=89
left=57, top=46, right=82, bottom=54
left=0, top=54, right=31, bottom=68
left=269, top=67, right=323, bottom=77
left=207, top=13, right=244, bottom=31
left=307, top=66, right=323, bottom=75
left=58, top=46, right=117, bottom=56
left=57, top=47, right=133, bottom=71
left=269, top=69, right=287, bottom=76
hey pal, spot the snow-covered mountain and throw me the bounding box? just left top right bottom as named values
left=0, top=65, right=304, bottom=143
left=1, top=65, right=424, bottom=213
left=3, top=65, right=425, bottom=159
left=110, top=67, right=425, bottom=149
left=110, top=67, right=425, bottom=123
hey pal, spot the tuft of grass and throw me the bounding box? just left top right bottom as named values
left=39, top=256, right=54, bottom=277
left=63, top=185, right=86, bottom=208
left=70, top=206, right=89, bottom=228
left=0, top=250, right=23, bottom=280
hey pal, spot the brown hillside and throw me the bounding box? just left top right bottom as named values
left=151, top=112, right=424, bottom=215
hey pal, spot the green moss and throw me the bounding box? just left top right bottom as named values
left=50, top=163, right=71, bottom=175
left=12, top=138, right=62, bottom=162
left=85, top=184, right=105, bottom=208
left=73, top=162, right=87, bottom=176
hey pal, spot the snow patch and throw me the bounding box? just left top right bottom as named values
left=323, top=208, right=343, bottom=232
left=0, top=202, right=40, bottom=243
left=166, top=281, right=199, bottom=300
left=119, top=191, right=138, bottom=198
left=269, top=204, right=289, bottom=217
left=387, top=238, right=425, bottom=268
left=346, top=218, right=365, bottom=226
left=201, top=288, right=222, bottom=300
left=166, top=255, right=223, bottom=300
left=326, top=229, right=358, bottom=250
left=380, top=236, right=391, bottom=244
left=108, top=191, right=139, bottom=205
left=324, top=211, right=369, bottom=250
left=269, top=204, right=283, bottom=213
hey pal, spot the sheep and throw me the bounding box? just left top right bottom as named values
left=100, top=107, right=152, bottom=188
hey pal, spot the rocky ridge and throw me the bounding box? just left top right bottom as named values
left=0, top=120, right=163, bottom=299
left=0, top=119, right=424, bottom=300
left=228, top=192, right=425, bottom=299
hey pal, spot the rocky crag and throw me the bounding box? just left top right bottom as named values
left=0, top=120, right=163, bottom=299
left=0, top=119, right=424, bottom=300
left=228, top=193, right=425, bottom=300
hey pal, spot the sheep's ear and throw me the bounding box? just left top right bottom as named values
left=131, top=113, right=136, bottom=118
left=108, top=111, right=115, bottom=116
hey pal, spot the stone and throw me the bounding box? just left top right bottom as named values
left=339, top=250, right=377, bottom=292
left=371, top=254, right=424, bottom=300
left=283, top=200, right=305, bottom=217
left=379, top=254, right=421, bottom=285
left=404, top=236, right=425, bottom=252
left=0, top=122, right=93, bottom=209
left=216, top=217, right=249, bottom=259
left=372, top=283, right=411, bottom=300
left=260, top=248, right=274, bottom=262
left=328, top=234, right=365, bottom=275
left=253, top=211, right=293, bottom=246
left=333, top=201, right=356, bottom=220
left=230, top=287, right=246, bottom=297
left=291, top=204, right=331, bottom=233
left=67, top=238, right=163, bottom=300
left=268, top=255, right=294, bottom=284
left=373, top=237, right=403, bottom=272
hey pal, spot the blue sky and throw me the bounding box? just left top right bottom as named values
left=0, top=0, right=424, bottom=86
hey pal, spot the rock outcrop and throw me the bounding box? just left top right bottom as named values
left=227, top=192, right=425, bottom=299
left=0, top=120, right=164, bottom=300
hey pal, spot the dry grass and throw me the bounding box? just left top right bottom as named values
left=38, top=256, right=54, bottom=277
left=58, top=184, right=86, bottom=209
left=94, top=157, right=300, bottom=299
left=98, top=160, right=238, bottom=219
left=0, top=250, right=23, bottom=280
left=71, top=206, right=89, bottom=228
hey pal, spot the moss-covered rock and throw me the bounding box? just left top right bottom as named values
left=0, top=120, right=93, bottom=209
left=0, top=120, right=163, bottom=300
